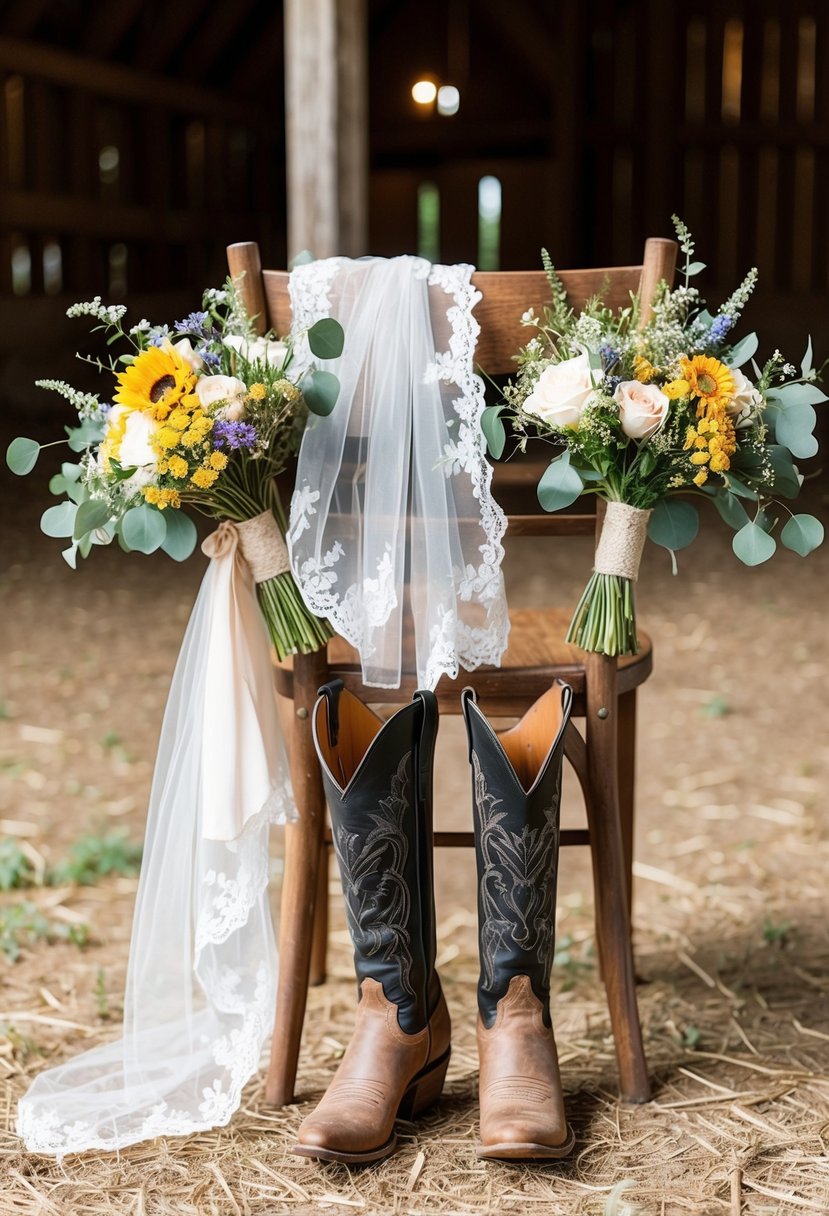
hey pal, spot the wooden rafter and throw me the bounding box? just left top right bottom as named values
left=83, top=0, right=146, bottom=59
left=180, top=0, right=260, bottom=82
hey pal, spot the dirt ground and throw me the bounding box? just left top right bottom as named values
left=1, top=410, right=828, bottom=1215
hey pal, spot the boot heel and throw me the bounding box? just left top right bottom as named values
left=398, top=1049, right=450, bottom=1119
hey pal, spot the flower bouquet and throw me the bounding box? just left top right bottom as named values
left=6, top=279, right=344, bottom=659
left=482, top=218, right=825, bottom=656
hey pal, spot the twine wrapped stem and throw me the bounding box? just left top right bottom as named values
left=236, top=510, right=291, bottom=583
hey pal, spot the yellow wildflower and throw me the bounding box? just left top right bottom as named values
left=154, top=427, right=179, bottom=450
left=693, top=468, right=709, bottom=486
left=248, top=382, right=267, bottom=401
left=168, top=408, right=191, bottom=431
left=633, top=355, right=656, bottom=383
left=191, top=467, right=219, bottom=490
left=208, top=450, right=228, bottom=471
left=709, top=452, right=730, bottom=473
left=690, top=451, right=710, bottom=465
left=168, top=455, right=188, bottom=479
left=683, top=427, right=698, bottom=450
left=275, top=379, right=301, bottom=402
left=663, top=379, right=691, bottom=399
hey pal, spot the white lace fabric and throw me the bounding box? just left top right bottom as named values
left=17, top=529, right=295, bottom=1156
left=288, top=256, right=509, bottom=690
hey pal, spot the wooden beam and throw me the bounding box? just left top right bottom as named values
left=2, top=0, right=53, bottom=39
left=284, top=0, right=367, bottom=259
left=134, top=0, right=204, bottom=73
left=83, top=0, right=145, bottom=59
left=180, top=0, right=259, bottom=82
left=0, top=35, right=256, bottom=121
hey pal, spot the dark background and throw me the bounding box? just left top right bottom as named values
left=1, top=0, right=827, bottom=402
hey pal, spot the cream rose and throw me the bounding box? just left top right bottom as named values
left=174, top=337, right=204, bottom=372
left=195, top=374, right=248, bottom=418
left=614, top=380, right=670, bottom=439
left=726, top=368, right=761, bottom=424
left=523, top=353, right=595, bottom=429
left=224, top=334, right=288, bottom=367
left=119, top=410, right=158, bottom=467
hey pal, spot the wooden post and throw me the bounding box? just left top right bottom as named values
left=284, top=0, right=368, bottom=259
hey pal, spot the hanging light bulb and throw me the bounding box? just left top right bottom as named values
left=412, top=80, right=438, bottom=105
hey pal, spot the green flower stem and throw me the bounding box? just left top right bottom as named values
left=565, top=571, right=639, bottom=656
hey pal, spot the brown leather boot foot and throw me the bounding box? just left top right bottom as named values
left=292, top=979, right=451, bottom=1164
left=476, top=976, right=574, bottom=1161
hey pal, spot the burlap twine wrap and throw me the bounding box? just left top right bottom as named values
left=236, top=511, right=291, bottom=584
left=593, top=501, right=652, bottom=582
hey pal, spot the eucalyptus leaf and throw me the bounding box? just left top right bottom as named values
left=769, top=382, right=827, bottom=406
left=49, top=473, right=68, bottom=496
left=121, top=504, right=167, bottom=554
left=727, top=331, right=758, bottom=368
left=73, top=498, right=112, bottom=540
left=66, top=419, right=105, bottom=452
left=66, top=479, right=88, bottom=505
left=481, top=406, right=506, bottom=459
left=41, top=502, right=78, bottom=538
left=732, top=520, right=776, bottom=566
left=301, top=368, right=341, bottom=417
left=774, top=402, right=818, bottom=459
left=78, top=532, right=94, bottom=558
left=307, top=317, right=345, bottom=360
left=721, top=472, right=759, bottom=500
left=686, top=261, right=707, bottom=275
left=647, top=498, right=699, bottom=551
left=536, top=451, right=583, bottom=512
left=61, top=544, right=78, bottom=569
left=160, top=510, right=198, bottom=562
left=6, top=436, right=40, bottom=476
left=712, top=491, right=750, bottom=531
left=62, top=462, right=82, bottom=482
left=801, top=335, right=813, bottom=377
left=780, top=513, right=824, bottom=556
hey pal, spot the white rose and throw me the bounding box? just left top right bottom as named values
left=727, top=368, right=761, bottom=425
left=523, top=353, right=595, bottom=429
left=223, top=334, right=288, bottom=367
left=195, top=374, right=248, bottom=416
left=174, top=337, right=204, bottom=372
left=614, top=380, right=670, bottom=439
left=119, top=410, right=158, bottom=467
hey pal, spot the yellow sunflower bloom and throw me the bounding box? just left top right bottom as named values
left=114, top=345, right=197, bottom=421
left=680, top=355, right=735, bottom=410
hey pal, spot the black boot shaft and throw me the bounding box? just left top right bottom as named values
left=313, top=681, right=440, bottom=1034
left=462, top=683, right=573, bottom=1028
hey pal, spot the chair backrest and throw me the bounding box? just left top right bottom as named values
left=226, top=239, right=678, bottom=538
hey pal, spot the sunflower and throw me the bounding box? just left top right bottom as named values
left=114, top=344, right=197, bottom=422
left=680, top=355, right=735, bottom=411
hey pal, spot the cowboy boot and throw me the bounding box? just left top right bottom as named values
left=292, top=680, right=450, bottom=1164
left=461, top=680, right=575, bottom=1160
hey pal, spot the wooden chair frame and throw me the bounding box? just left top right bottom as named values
left=227, top=237, right=678, bottom=1109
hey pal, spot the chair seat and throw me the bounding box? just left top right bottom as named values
left=277, top=609, right=652, bottom=714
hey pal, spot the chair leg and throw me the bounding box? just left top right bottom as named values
left=617, top=689, right=637, bottom=922
left=584, top=653, right=650, bottom=1103
left=308, top=842, right=329, bottom=987
left=265, top=649, right=329, bottom=1106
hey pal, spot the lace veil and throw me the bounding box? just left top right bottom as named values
left=288, top=256, right=509, bottom=690
left=17, top=528, right=293, bottom=1155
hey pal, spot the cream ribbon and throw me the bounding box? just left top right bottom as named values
left=198, top=521, right=287, bottom=840
left=593, top=501, right=653, bottom=582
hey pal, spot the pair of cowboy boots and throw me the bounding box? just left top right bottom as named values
left=292, top=678, right=574, bottom=1164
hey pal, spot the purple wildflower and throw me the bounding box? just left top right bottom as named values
left=709, top=314, right=733, bottom=344
left=197, top=344, right=222, bottom=370
left=599, top=342, right=621, bottom=368
left=174, top=310, right=210, bottom=337
left=148, top=324, right=171, bottom=347
left=213, top=420, right=258, bottom=451
left=605, top=375, right=622, bottom=394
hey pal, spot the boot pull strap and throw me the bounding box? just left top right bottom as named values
left=317, top=678, right=345, bottom=746
left=460, top=686, right=478, bottom=763
left=557, top=680, right=574, bottom=728
left=412, top=689, right=439, bottom=798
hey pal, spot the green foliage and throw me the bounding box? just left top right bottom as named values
left=301, top=368, right=341, bottom=416
left=780, top=513, right=824, bottom=557
left=306, top=317, right=345, bottom=361
left=701, top=695, right=731, bottom=719
left=6, top=436, right=40, bottom=475
left=94, top=968, right=111, bottom=1020
left=537, top=450, right=583, bottom=512
left=732, top=520, right=776, bottom=566
left=762, top=917, right=792, bottom=946
left=49, top=830, right=143, bottom=887
left=121, top=504, right=167, bottom=554
left=0, top=901, right=89, bottom=962
left=159, top=509, right=198, bottom=561
left=647, top=498, right=699, bottom=552
left=480, top=405, right=507, bottom=459
left=0, top=838, right=36, bottom=891
left=680, top=1024, right=702, bottom=1050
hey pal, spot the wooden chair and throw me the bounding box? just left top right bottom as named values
left=227, top=237, right=677, bottom=1110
